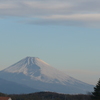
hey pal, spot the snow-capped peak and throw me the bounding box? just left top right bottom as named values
left=3, top=57, right=72, bottom=83
left=0, top=57, right=94, bottom=94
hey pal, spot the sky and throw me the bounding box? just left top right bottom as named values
left=0, top=0, right=100, bottom=85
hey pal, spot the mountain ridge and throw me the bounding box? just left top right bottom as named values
left=0, top=77, right=39, bottom=94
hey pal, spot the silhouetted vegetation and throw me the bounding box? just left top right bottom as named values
left=0, top=92, right=7, bottom=96
left=0, top=91, right=93, bottom=100
left=92, top=79, right=100, bottom=100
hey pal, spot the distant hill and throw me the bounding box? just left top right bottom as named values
left=0, top=91, right=92, bottom=100
left=9, top=92, right=92, bottom=100
left=0, top=77, right=39, bottom=94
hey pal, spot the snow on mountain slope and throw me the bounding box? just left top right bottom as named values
left=0, top=57, right=94, bottom=94
left=3, top=57, right=74, bottom=83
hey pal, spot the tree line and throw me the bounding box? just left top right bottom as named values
left=0, top=91, right=92, bottom=100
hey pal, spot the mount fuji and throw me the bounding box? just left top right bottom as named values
left=0, top=57, right=94, bottom=94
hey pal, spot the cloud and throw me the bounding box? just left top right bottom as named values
left=0, top=0, right=100, bottom=27
left=23, top=14, right=100, bottom=27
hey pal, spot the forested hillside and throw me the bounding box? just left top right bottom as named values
left=0, top=92, right=91, bottom=100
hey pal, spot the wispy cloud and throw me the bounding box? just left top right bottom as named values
left=0, top=0, right=100, bottom=27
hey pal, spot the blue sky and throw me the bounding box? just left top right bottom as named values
left=0, top=0, right=100, bottom=85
